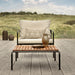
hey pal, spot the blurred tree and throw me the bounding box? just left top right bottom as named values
left=33, top=12, right=37, bottom=14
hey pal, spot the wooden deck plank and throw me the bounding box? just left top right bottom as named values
left=61, top=39, right=75, bottom=74
left=0, top=39, right=75, bottom=75
left=11, top=53, right=32, bottom=75
left=0, top=41, right=16, bottom=70
left=31, top=53, right=41, bottom=75
left=55, top=39, right=75, bottom=75
left=0, top=41, right=16, bottom=75
left=39, top=53, right=52, bottom=75
left=46, top=53, right=64, bottom=75
left=55, top=39, right=73, bottom=75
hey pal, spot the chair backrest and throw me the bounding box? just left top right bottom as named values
left=20, top=20, right=50, bottom=39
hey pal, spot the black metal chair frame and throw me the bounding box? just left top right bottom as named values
left=17, top=30, right=54, bottom=45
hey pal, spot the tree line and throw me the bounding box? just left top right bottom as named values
left=0, top=11, right=37, bottom=16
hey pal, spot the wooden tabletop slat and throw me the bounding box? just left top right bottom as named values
left=13, top=45, right=59, bottom=51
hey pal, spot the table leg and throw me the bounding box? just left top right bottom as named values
left=59, top=52, right=61, bottom=70
left=15, top=52, right=18, bottom=61
left=11, top=52, right=13, bottom=70
left=53, top=52, right=56, bottom=61
left=17, top=52, right=18, bottom=58
left=53, top=52, right=54, bottom=58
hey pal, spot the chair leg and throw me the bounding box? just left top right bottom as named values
left=17, top=52, right=18, bottom=58
left=11, top=52, right=13, bottom=70
left=53, top=52, right=56, bottom=61
left=53, top=52, right=54, bottom=58
left=59, top=52, right=61, bottom=70
left=15, top=52, right=18, bottom=61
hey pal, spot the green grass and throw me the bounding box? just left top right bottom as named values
left=0, top=14, right=75, bottom=38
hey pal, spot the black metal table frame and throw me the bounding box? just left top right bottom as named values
left=11, top=50, right=61, bottom=70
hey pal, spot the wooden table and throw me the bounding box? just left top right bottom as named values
left=11, top=45, right=61, bottom=70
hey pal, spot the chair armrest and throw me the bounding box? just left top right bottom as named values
left=50, top=30, right=54, bottom=45
left=17, top=30, right=20, bottom=45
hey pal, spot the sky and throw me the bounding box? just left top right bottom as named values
left=0, top=0, right=75, bottom=15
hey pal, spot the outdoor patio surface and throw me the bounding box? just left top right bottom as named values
left=0, top=39, right=75, bottom=75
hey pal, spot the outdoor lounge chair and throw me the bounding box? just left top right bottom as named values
left=17, top=20, right=54, bottom=45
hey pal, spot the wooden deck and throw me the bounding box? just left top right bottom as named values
left=0, top=39, right=75, bottom=75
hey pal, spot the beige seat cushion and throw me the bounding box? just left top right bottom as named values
left=18, top=39, right=53, bottom=44
left=20, top=20, right=50, bottom=39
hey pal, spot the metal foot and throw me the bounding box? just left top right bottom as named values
left=11, top=52, right=13, bottom=70
left=15, top=52, right=18, bottom=61
left=59, top=52, right=61, bottom=70
left=53, top=52, right=56, bottom=61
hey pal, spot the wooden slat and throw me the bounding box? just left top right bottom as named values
left=13, top=45, right=59, bottom=51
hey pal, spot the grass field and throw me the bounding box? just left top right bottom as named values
left=0, top=14, right=75, bottom=38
